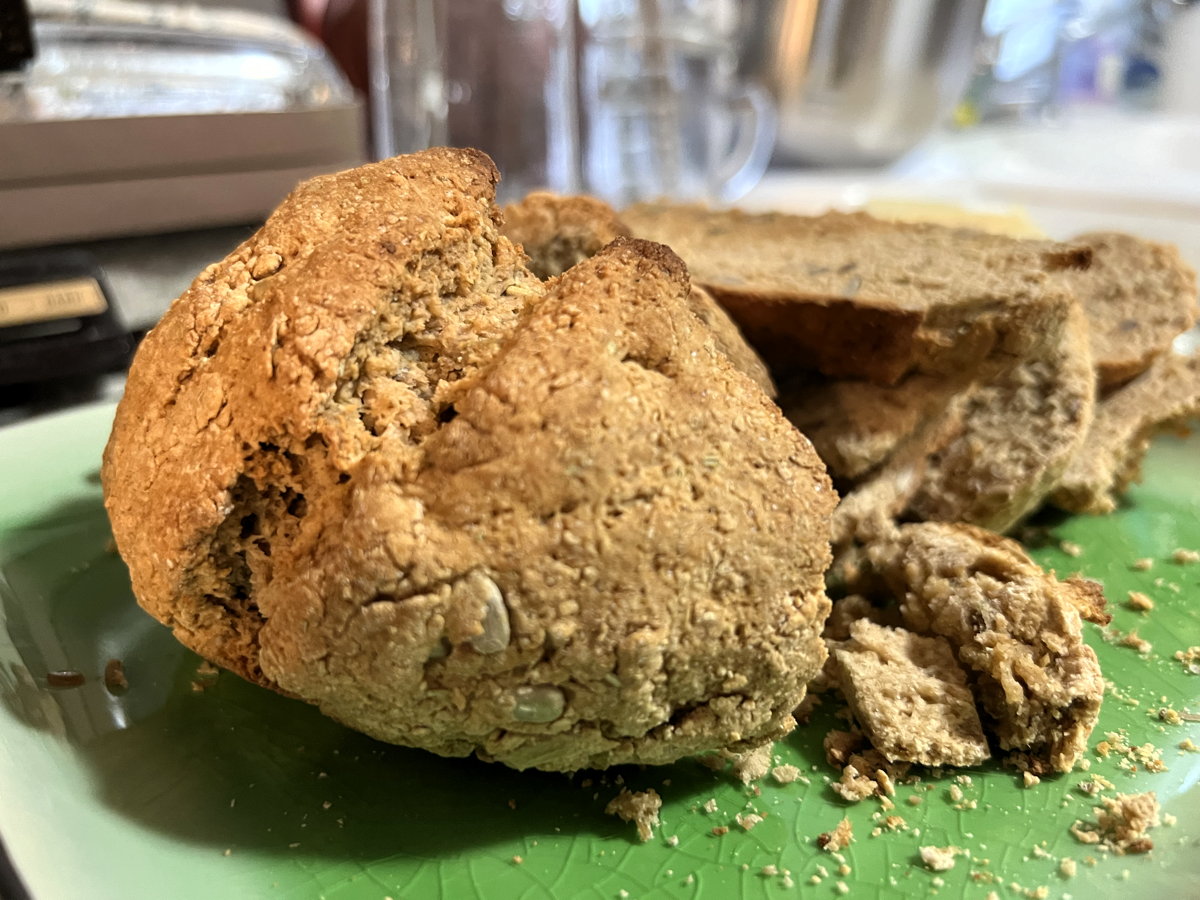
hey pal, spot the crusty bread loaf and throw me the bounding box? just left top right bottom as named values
left=103, top=150, right=837, bottom=772
left=622, top=205, right=1085, bottom=386
left=1052, top=350, right=1200, bottom=515
left=868, top=523, right=1105, bottom=773
left=1058, top=231, right=1198, bottom=390
left=905, top=301, right=1095, bottom=533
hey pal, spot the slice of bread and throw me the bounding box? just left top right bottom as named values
left=781, top=372, right=969, bottom=482
left=868, top=523, right=1106, bottom=774
left=1051, top=351, right=1200, bottom=515
left=622, top=205, right=1084, bottom=385
left=905, top=302, right=1095, bottom=533
left=832, top=619, right=990, bottom=767
left=1059, top=232, right=1198, bottom=390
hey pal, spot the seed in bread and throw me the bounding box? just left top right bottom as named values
left=102, top=150, right=837, bottom=772
left=622, top=204, right=1084, bottom=386
left=867, top=523, right=1106, bottom=773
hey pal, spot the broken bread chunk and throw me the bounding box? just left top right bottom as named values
left=833, top=620, right=989, bottom=767
left=905, top=301, right=1095, bottom=533
left=1052, top=351, right=1200, bottom=515
left=868, top=523, right=1105, bottom=773
left=102, top=151, right=837, bottom=773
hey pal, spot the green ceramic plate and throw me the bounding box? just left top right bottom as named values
left=1, top=402, right=1198, bottom=900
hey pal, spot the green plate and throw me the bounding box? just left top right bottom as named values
left=1, top=402, right=1198, bottom=899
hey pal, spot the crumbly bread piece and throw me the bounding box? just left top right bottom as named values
left=833, top=620, right=990, bottom=767
left=1059, top=232, right=1198, bottom=389
left=906, top=301, right=1095, bottom=533
left=502, top=191, right=631, bottom=280
left=503, top=192, right=774, bottom=396
left=868, top=523, right=1106, bottom=773
left=103, top=151, right=837, bottom=772
left=829, top=389, right=970, bottom=546
left=1070, top=792, right=1160, bottom=854
left=1052, top=351, right=1200, bottom=515
left=622, top=204, right=1083, bottom=386
left=781, top=372, right=967, bottom=481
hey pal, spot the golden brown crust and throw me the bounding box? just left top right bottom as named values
left=502, top=192, right=775, bottom=397
left=103, top=154, right=837, bottom=772
left=502, top=191, right=631, bottom=279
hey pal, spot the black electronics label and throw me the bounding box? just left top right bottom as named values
left=0, top=278, right=109, bottom=328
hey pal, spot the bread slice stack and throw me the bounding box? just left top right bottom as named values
left=622, top=204, right=1200, bottom=540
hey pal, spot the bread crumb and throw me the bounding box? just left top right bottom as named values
left=1119, top=632, right=1152, bottom=654
left=817, top=817, right=854, bottom=852
left=222, top=848, right=232, bottom=857
left=1171, top=548, right=1199, bottom=564
left=919, top=845, right=962, bottom=871
left=665, top=834, right=679, bottom=847
left=1060, top=541, right=1083, bottom=557
left=835, top=882, right=849, bottom=895
left=1126, top=591, right=1154, bottom=611
left=948, top=785, right=964, bottom=803
left=702, top=798, right=718, bottom=814
left=730, top=744, right=773, bottom=784
left=736, top=813, right=764, bottom=832
left=605, top=789, right=661, bottom=842
left=511, top=855, right=523, bottom=865
left=103, top=659, right=128, bottom=693
left=1175, top=646, right=1200, bottom=674
left=1023, top=771, right=1041, bottom=788
left=711, top=825, right=729, bottom=836
left=1069, top=791, right=1160, bottom=854
left=1131, top=558, right=1154, bottom=571
left=760, top=865, right=779, bottom=877
left=1059, top=858, right=1077, bottom=878
left=1180, top=738, right=1198, bottom=752
left=883, top=815, right=908, bottom=832
left=907, top=794, right=923, bottom=806
left=771, top=764, right=801, bottom=785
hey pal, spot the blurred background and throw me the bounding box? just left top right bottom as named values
left=2, top=0, right=1200, bottom=413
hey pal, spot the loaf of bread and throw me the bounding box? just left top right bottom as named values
left=102, top=150, right=838, bottom=772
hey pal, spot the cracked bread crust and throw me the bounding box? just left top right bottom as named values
left=868, top=523, right=1105, bottom=773
left=103, top=152, right=836, bottom=772
left=502, top=192, right=775, bottom=397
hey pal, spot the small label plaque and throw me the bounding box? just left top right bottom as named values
left=0, top=278, right=109, bottom=328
